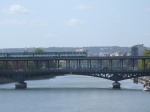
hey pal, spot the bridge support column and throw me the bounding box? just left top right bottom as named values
left=15, top=81, right=27, bottom=89
left=112, top=81, right=121, bottom=89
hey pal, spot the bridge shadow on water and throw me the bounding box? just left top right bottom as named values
left=0, top=87, right=144, bottom=93
left=0, top=75, right=144, bottom=92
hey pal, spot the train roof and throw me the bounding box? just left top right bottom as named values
left=0, top=51, right=87, bottom=54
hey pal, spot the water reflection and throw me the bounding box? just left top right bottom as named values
left=0, top=75, right=143, bottom=90
left=0, top=75, right=149, bottom=112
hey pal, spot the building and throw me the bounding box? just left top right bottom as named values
left=131, top=44, right=146, bottom=56
left=130, top=44, right=146, bottom=67
left=110, top=51, right=127, bottom=56
left=99, top=52, right=109, bottom=57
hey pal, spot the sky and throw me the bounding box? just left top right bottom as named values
left=0, top=0, right=150, bottom=48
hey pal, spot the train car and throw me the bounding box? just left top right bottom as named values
left=0, top=53, right=8, bottom=57
left=76, top=51, right=87, bottom=57
left=8, top=52, right=34, bottom=57
left=33, top=52, right=59, bottom=57
left=59, top=51, right=87, bottom=57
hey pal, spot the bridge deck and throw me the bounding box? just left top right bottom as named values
left=0, top=56, right=150, bottom=82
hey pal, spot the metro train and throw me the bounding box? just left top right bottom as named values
left=0, top=51, right=87, bottom=58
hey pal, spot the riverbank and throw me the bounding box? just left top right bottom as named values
left=0, top=77, right=14, bottom=84
left=0, top=75, right=56, bottom=84
left=138, top=77, right=150, bottom=84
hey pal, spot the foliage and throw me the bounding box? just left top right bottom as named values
left=138, top=50, right=150, bottom=70
left=0, top=61, right=16, bottom=70
left=34, top=48, right=45, bottom=53
left=28, top=61, right=36, bottom=70
left=0, top=61, right=4, bottom=70
left=143, top=50, right=150, bottom=56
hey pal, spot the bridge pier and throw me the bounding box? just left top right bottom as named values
left=15, top=81, right=27, bottom=89
left=112, top=81, right=121, bottom=89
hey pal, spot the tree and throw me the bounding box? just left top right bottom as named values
left=29, top=48, right=45, bottom=70
left=34, top=48, right=45, bottom=53
left=0, top=61, right=15, bottom=70
left=143, top=50, right=150, bottom=56
left=26, top=48, right=45, bottom=70
left=138, top=50, right=150, bottom=70
left=0, top=61, right=4, bottom=70
left=28, top=61, right=36, bottom=70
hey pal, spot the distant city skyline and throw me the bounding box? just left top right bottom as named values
left=0, top=0, right=150, bottom=48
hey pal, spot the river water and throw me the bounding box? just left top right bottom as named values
left=0, top=75, right=149, bottom=112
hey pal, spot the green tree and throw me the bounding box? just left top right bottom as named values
left=0, top=61, right=4, bottom=70
left=34, top=48, right=45, bottom=69
left=138, top=60, right=143, bottom=70
left=138, top=50, right=150, bottom=70
left=28, top=61, right=36, bottom=70
left=0, top=61, right=14, bottom=70
left=143, top=50, right=150, bottom=56
left=34, top=48, right=45, bottom=53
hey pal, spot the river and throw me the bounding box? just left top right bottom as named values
left=0, top=75, right=149, bottom=112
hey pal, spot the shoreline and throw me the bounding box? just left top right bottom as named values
left=0, top=77, right=14, bottom=84
left=138, top=77, right=150, bottom=84
left=0, top=75, right=56, bottom=84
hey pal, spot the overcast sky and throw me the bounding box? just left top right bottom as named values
left=0, top=0, right=150, bottom=48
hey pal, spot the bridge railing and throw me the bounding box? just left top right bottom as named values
left=0, top=56, right=150, bottom=73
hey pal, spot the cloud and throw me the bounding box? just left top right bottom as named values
left=75, top=4, right=92, bottom=10
left=2, top=4, right=30, bottom=14
left=65, top=18, right=84, bottom=26
left=0, top=19, right=48, bottom=26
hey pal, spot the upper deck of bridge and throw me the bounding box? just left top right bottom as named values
left=0, top=51, right=150, bottom=61
left=0, top=56, right=150, bottom=61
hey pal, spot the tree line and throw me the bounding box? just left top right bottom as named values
left=138, top=50, right=150, bottom=70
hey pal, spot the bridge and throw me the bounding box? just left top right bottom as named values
left=0, top=56, right=150, bottom=89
